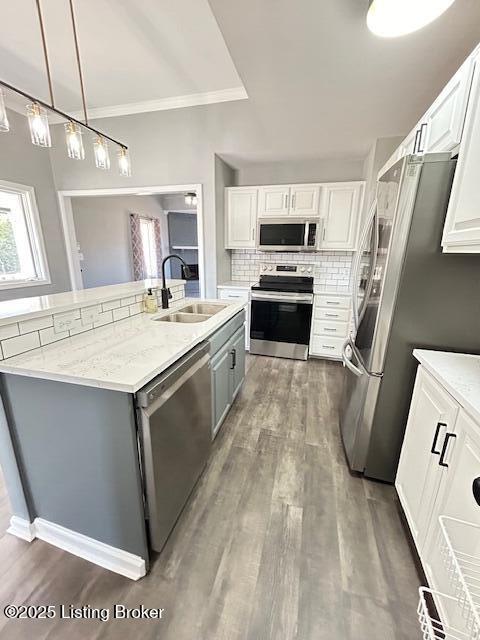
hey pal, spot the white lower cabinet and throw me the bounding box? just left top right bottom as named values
left=309, top=293, right=351, bottom=360
left=396, top=363, right=480, bottom=634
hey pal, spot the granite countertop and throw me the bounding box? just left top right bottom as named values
left=0, top=298, right=245, bottom=393
left=0, top=278, right=186, bottom=327
left=414, top=349, right=480, bottom=424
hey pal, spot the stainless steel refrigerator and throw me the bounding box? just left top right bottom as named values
left=340, top=152, right=480, bottom=482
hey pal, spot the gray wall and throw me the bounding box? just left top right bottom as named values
left=234, top=156, right=365, bottom=186
left=215, top=155, right=235, bottom=285
left=71, top=194, right=167, bottom=289
left=0, top=110, right=70, bottom=301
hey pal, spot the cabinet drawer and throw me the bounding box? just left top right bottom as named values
left=313, top=320, right=348, bottom=338
left=310, top=335, right=344, bottom=358
left=218, top=288, right=249, bottom=302
left=315, top=294, right=350, bottom=310
left=314, top=307, right=350, bottom=322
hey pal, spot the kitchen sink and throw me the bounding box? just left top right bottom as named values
left=177, top=303, right=227, bottom=316
left=155, top=312, right=211, bottom=323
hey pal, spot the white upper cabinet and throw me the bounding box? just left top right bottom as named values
left=319, top=182, right=364, bottom=251
left=289, top=184, right=320, bottom=216
left=422, top=57, right=475, bottom=154
left=225, top=187, right=257, bottom=249
left=442, top=51, right=480, bottom=253
left=257, top=186, right=290, bottom=217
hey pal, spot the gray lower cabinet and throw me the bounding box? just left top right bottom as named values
left=209, top=313, right=246, bottom=439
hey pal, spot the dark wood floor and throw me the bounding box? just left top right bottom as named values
left=0, top=355, right=422, bottom=639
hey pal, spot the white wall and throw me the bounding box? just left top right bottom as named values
left=0, top=110, right=71, bottom=301
left=71, top=194, right=166, bottom=289
left=215, top=155, right=235, bottom=284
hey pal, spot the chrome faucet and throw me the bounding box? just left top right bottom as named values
left=161, top=254, right=191, bottom=309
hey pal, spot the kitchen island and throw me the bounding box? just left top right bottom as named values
left=0, top=282, right=245, bottom=580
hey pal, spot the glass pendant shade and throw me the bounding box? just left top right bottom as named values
left=0, top=88, right=9, bottom=132
left=185, top=192, right=197, bottom=206
left=93, top=136, right=110, bottom=170
left=26, top=103, right=51, bottom=147
left=65, top=122, right=85, bottom=160
left=367, top=0, right=456, bottom=37
left=118, top=147, right=131, bottom=176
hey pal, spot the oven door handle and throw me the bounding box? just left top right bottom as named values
left=251, top=292, right=313, bottom=304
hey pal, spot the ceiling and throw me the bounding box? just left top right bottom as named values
left=1, top=0, right=480, bottom=165
left=0, top=0, right=246, bottom=118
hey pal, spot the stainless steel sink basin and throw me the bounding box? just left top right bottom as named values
left=177, top=303, right=227, bottom=316
left=154, top=312, right=211, bottom=323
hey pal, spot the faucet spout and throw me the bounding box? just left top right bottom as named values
left=160, top=254, right=191, bottom=309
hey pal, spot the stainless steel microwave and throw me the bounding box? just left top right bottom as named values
left=256, top=218, right=319, bottom=252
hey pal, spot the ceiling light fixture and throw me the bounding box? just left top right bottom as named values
left=367, top=0, right=456, bottom=37
left=185, top=192, right=197, bottom=207
left=0, top=0, right=131, bottom=175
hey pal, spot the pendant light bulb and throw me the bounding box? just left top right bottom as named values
left=118, top=147, right=131, bottom=177
left=0, top=88, right=9, bottom=132
left=65, top=121, right=85, bottom=160
left=367, top=0, right=456, bottom=37
left=26, top=103, right=51, bottom=147
left=93, top=136, right=110, bottom=170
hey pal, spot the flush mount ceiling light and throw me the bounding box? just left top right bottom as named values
left=0, top=0, right=131, bottom=175
left=367, top=0, right=456, bottom=37
left=185, top=193, right=197, bottom=207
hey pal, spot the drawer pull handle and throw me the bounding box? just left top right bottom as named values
left=473, top=478, right=480, bottom=506
left=326, top=301, right=340, bottom=305
left=324, top=328, right=337, bottom=332
left=322, top=345, right=335, bottom=350
left=325, top=313, right=339, bottom=318
left=439, top=432, right=456, bottom=468
left=431, top=422, right=446, bottom=455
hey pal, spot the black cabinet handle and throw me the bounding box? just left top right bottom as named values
left=472, top=478, right=480, bottom=506
left=230, top=349, right=236, bottom=369
left=439, top=433, right=456, bottom=468
left=431, top=422, right=446, bottom=455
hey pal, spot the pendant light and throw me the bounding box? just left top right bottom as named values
left=185, top=192, right=197, bottom=207
left=0, top=88, right=9, bottom=131
left=93, top=136, right=110, bottom=170
left=367, top=0, right=456, bottom=37
left=65, top=121, right=84, bottom=159
left=27, top=103, right=51, bottom=147
left=118, top=147, right=132, bottom=176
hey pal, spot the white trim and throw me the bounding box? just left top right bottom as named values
left=33, top=518, right=146, bottom=580
left=58, top=184, right=206, bottom=298
left=7, top=515, right=35, bottom=542
left=51, top=87, right=248, bottom=122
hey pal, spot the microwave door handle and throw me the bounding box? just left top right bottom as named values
left=304, top=223, right=309, bottom=248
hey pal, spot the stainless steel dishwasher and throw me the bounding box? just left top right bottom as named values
left=136, top=342, right=211, bottom=552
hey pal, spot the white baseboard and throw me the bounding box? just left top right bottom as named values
left=33, top=519, right=146, bottom=581
left=7, top=516, right=36, bottom=542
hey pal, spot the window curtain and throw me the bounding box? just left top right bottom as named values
left=129, top=213, right=145, bottom=280
left=153, top=218, right=163, bottom=278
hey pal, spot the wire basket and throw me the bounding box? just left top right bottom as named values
left=418, top=588, right=471, bottom=640
left=439, top=516, right=480, bottom=639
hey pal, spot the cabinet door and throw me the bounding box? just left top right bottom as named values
left=395, top=367, right=459, bottom=550
left=289, top=184, right=320, bottom=216
left=320, top=182, right=364, bottom=251
left=211, top=345, right=232, bottom=437
left=230, top=327, right=246, bottom=399
left=421, top=410, right=480, bottom=630
left=398, top=124, right=420, bottom=158
left=257, top=186, right=290, bottom=217
left=226, top=188, right=257, bottom=249
left=423, top=57, right=475, bottom=153
left=442, top=53, right=480, bottom=253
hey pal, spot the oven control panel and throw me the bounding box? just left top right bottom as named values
left=260, top=263, right=314, bottom=276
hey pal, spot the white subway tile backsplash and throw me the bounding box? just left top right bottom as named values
left=39, top=327, right=69, bottom=346
left=69, top=319, right=93, bottom=335
left=0, top=323, right=20, bottom=340
left=53, top=310, right=80, bottom=334
left=19, top=315, right=53, bottom=334
left=93, top=311, right=113, bottom=328
left=121, top=296, right=136, bottom=307
left=101, top=299, right=121, bottom=312
left=2, top=331, right=40, bottom=358
left=128, top=302, right=143, bottom=316
left=112, top=306, right=129, bottom=321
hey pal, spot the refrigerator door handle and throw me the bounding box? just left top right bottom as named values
left=352, top=200, right=378, bottom=331
left=342, top=340, right=364, bottom=377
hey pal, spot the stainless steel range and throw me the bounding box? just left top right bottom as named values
left=250, top=263, right=314, bottom=360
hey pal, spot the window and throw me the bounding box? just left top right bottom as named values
left=0, top=180, right=50, bottom=289
left=139, top=217, right=158, bottom=278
